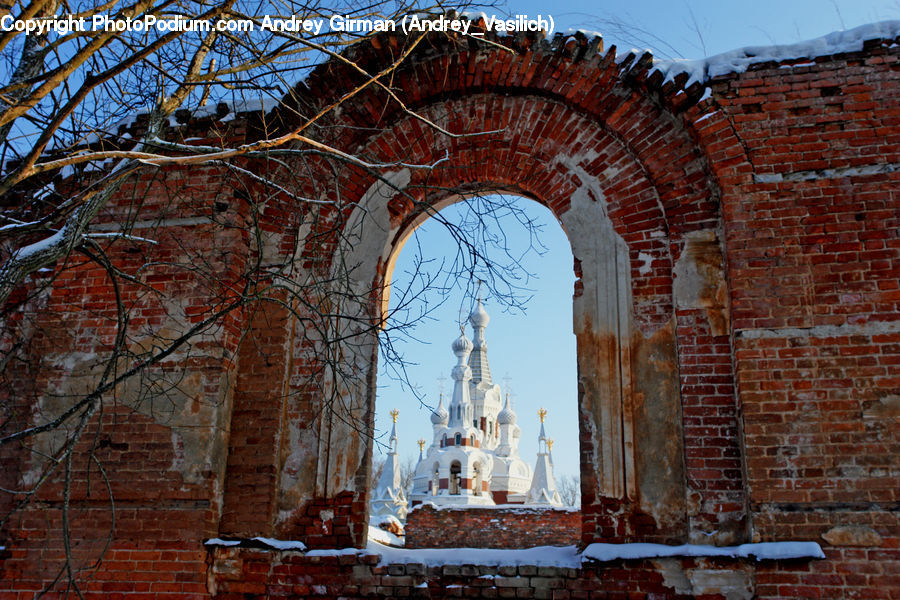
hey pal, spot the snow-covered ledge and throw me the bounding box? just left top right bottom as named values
left=648, top=19, right=900, bottom=86
left=204, top=538, right=824, bottom=568
left=204, top=537, right=307, bottom=551
left=581, top=541, right=825, bottom=563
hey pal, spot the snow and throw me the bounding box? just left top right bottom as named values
left=84, top=233, right=158, bottom=245
left=652, top=20, right=900, bottom=86
left=694, top=110, right=720, bottom=124
left=368, top=525, right=405, bottom=547
left=567, top=27, right=604, bottom=40
left=203, top=537, right=824, bottom=566
left=0, top=220, right=38, bottom=233
left=112, top=112, right=142, bottom=132
left=252, top=537, right=307, bottom=551
left=367, top=540, right=582, bottom=567
left=373, top=514, right=402, bottom=528
left=204, top=538, right=240, bottom=547
left=582, top=541, right=825, bottom=562
left=83, top=158, right=114, bottom=173
left=9, top=225, right=68, bottom=264
left=230, top=95, right=281, bottom=115
left=410, top=501, right=578, bottom=513
left=99, top=95, right=282, bottom=139
left=33, top=183, right=55, bottom=199
left=201, top=533, right=824, bottom=568
left=203, top=537, right=307, bottom=551
left=181, top=96, right=281, bottom=125
left=615, top=48, right=650, bottom=65
left=370, top=540, right=823, bottom=567
left=306, top=547, right=372, bottom=558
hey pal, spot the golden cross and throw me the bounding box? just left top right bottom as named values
left=538, top=408, right=547, bottom=423
left=547, top=438, right=554, bottom=452
left=417, top=439, right=425, bottom=451
left=390, top=408, right=399, bottom=423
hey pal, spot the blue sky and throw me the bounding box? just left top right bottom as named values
left=373, top=0, right=898, bottom=484
left=502, top=0, right=897, bottom=58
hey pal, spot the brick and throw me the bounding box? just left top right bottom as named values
left=2, top=24, right=898, bottom=600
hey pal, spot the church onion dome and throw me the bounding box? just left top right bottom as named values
left=469, top=298, right=490, bottom=328
left=451, top=331, right=473, bottom=355
left=431, top=394, right=449, bottom=425
left=497, top=394, right=516, bottom=425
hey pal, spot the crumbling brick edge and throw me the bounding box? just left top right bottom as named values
left=205, top=540, right=826, bottom=598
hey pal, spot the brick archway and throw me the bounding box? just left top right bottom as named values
left=219, top=31, right=748, bottom=549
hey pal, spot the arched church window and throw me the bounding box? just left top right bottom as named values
left=450, top=461, right=461, bottom=495
left=374, top=193, right=580, bottom=540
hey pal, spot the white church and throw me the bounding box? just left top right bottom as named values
left=370, top=299, right=563, bottom=523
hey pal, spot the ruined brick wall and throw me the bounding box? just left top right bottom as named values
left=208, top=547, right=758, bottom=599
left=0, top=131, right=254, bottom=596
left=1, top=23, right=898, bottom=600
left=405, top=505, right=581, bottom=549
left=706, top=43, right=900, bottom=597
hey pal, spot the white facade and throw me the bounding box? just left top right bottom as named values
left=410, top=300, right=560, bottom=507
left=524, top=417, right=563, bottom=506
left=370, top=410, right=409, bottom=521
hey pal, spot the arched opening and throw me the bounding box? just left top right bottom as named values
left=380, top=196, right=577, bottom=443
left=285, top=63, right=714, bottom=549
left=449, top=461, right=461, bottom=495
left=370, top=193, right=580, bottom=544
left=296, top=151, right=692, bottom=548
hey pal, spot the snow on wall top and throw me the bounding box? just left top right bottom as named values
left=369, top=539, right=824, bottom=566
left=204, top=537, right=825, bottom=567
left=410, top=501, right=579, bottom=513
left=649, top=19, right=900, bottom=86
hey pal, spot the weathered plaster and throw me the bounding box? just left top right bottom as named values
left=655, top=559, right=754, bottom=600
left=822, top=525, right=884, bottom=547
left=631, top=320, right=687, bottom=536
left=117, top=304, right=233, bottom=486
left=558, top=154, right=686, bottom=533
left=278, top=170, right=410, bottom=517
left=673, top=229, right=730, bottom=336
left=559, top=159, right=631, bottom=501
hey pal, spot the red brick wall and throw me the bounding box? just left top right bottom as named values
left=0, top=154, right=252, bottom=594
left=706, top=43, right=900, bottom=598
left=1, top=24, right=898, bottom=600
left=208, top=546, right=761, bottom=599
left=405, top=505, right=581, bottom=549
